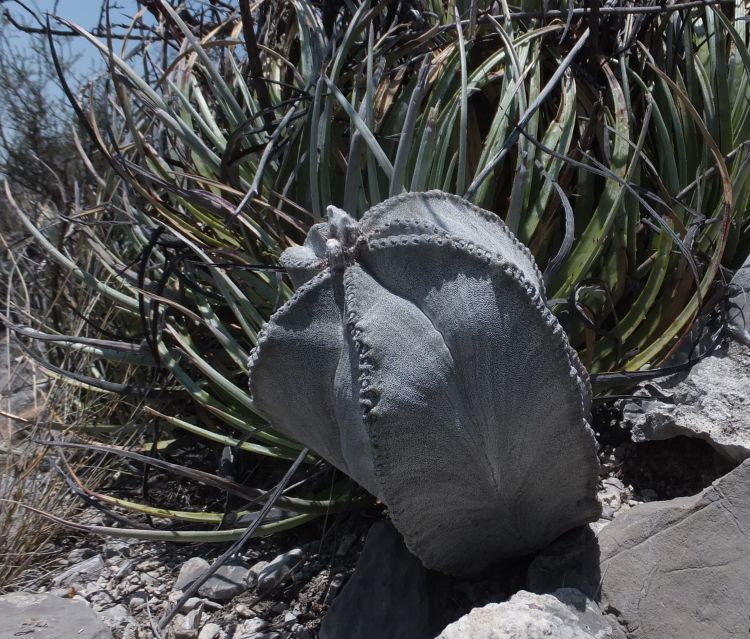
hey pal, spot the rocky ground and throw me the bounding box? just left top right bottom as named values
left=0, top=421, right=738, bottom=639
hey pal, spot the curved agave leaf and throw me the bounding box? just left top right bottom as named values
left=249, top=191, right=599, bottom=575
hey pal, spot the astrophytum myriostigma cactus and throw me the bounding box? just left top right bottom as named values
left=248, top=191, right=600, bottom=576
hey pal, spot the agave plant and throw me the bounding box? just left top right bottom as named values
left=3, top=0, right=750, bottom=549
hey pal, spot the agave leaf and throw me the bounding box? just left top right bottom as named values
left=5, top=500, right=316, bottom=542
left=325, top=78, right=394, bottom=180
left=549, top=61, right=629, bottom=298
left=626, top=62, right=734, bottom=369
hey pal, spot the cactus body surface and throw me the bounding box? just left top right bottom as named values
left=249, top=191, right=600, bottom=576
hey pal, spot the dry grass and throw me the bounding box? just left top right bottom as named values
left=0, top=199, right=136, bottom=591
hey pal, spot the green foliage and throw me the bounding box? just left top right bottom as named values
left=4, top=0, right=750, bottom=540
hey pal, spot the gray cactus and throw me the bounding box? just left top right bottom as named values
left=248, top=191, right=600, bottom=576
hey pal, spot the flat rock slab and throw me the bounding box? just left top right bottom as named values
left=528, top=460, right=750, bottom=638
left=435, top=589, right=612, bottom=639
left=0, top=592, right=111, bottom=639
left=319, top=522, right=433, bottom=639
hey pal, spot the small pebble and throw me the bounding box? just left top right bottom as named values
left=137, top=559, right=161, bottom=571
left=175, top=557, right=211, bottom=590
left=115, top=559, right=135, bottom=579
left=171, top=608, right=203, bottom=639
left=235, top=602, right=258, bottom=618
left=248, top=561, right=269, bottom=587
left=236, top=618, right=267, bottom=634
left=256, top=549, right=305, bottom=591
left=128, top=590, right=148, bottom=610
left=198, top=622, right=224, bottom=639
left=67, top=548, right=95, bottom=564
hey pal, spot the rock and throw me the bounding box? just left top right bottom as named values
left=234, top=618, right=267, bottom=635
left=128, top=590, right=147, bottom=610
left=122, top=621, right=140, bottom=639
left=235, top=603, right=258, bottom=618
left=623, top=341, right=750, bottom=461
left=529, top=460, right=750, bottom=638
left=115, top=559, right=136, bottom=579
left=171, top=608, right=203, bottom=639
left=623, top=255, right=750, bottom=462
left=197, top=559, right=252, bottom=601
left=319, top=522, right=432, bottom=639
left=177, top=557, right=253, bottom=600
left=247, top=561, right=269, bottom=587
left=599, top=459, right=750, bottom=638
left=256, top=549, right=304, bottom=592
left=292, top=625, right=311, bottom=639
left=598, top=477, right=627, bottom=520
left=322, top=573, right=345, bottom=604
left=52, top=555, right=106, bottom=587
left=526, top=526, right=602, bottom=597
left=198, top=623, right=224, bottom=639
left=102, top=540, right=132, bottom=559
left=67, top=548, right=96, bottom=564
left=0, top=338, right=47, bottom=445
left=175, top=557, right=210, bottom=590
left=0, top=592, right=112, bottom=638
left=729, top=254, right=750, bottom=334
left=97, top=603, right=134, bottom=630
left=436, top=589, right=612, bottom=639
left=179, top=597, right=207, bottom=613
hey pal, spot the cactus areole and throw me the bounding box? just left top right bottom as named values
left=248, top=191, right=600, bottom=576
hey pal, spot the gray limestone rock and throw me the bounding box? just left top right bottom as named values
left=0, top=338, right=47, bottom=445
left=623, top=341, right=750, bottom=461
left=256, top=549, right=304, bottom=592
left=233, top=618, right=267, bottom=637
left=528, top=460, right=750, bottom=638
left=597, top=459, right=750, bottom=638
left=319, top=522, right=432, bottom=639
left=96, top=603, right=134, bottom=631
left=623, top=254, right=750, bottom=462
left=197, top=559, right=252, bottom=601
left=175, top=556, right=252, bottom=601
left=729, top=255, right=750, bottom=336
left=197, top=624, right=224, bottom=639
left=247, top=561, right=269, bottom=588
left=435, top=589, right=612, bottom=639
left=0, top=592, right=112, bottom=639
left=67, top=547, right=96, bottom=564
left=171, top=608, right=203, bottom=639
left=175, top=557, right=210, bottom=590
left=249, top=190, right=600, bottom=575
left=52, top=554, right=106, bottom=587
